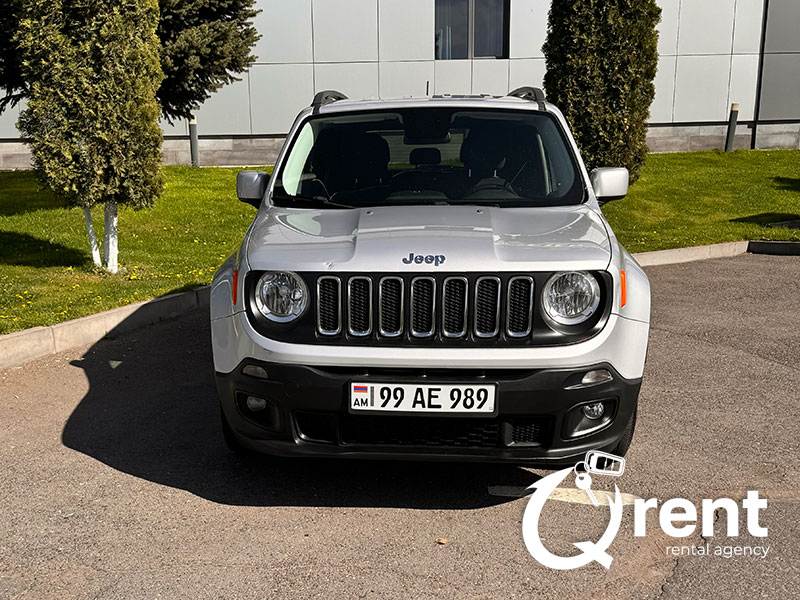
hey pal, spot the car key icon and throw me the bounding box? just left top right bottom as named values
left=573, top=451, right=626, bottom=506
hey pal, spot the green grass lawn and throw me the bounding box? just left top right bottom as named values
left=1, top=149, right=799, bottom=335
left=0, top=166, right=269, bottom=334
left=602, top=149, right=800, bottom=252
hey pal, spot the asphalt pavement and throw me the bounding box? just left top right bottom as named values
left=1, top=253, right=798, bottom=599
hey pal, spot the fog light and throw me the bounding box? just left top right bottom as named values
left=582, top=402, right=606, bottom=420
left=582, top=369, right=612, bottom=386
left=246, top=396, right=268, bottom=412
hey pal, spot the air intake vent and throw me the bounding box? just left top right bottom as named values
left=474, top=277, right=501, bottom=337
left=507, top=276, right=534, bottom=337
left=442, top=277, right=468, bottom=338
left=347, top=276, right=372, bottom=336
left=378, top=277, right=403, bottom=337
left=317, top=276, right=341, bottom=335
left=410, top=277, right=436, bottom=337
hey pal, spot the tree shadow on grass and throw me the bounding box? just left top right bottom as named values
left=0, top=172, right=65, bottom=217
left=0, top=231, right=88, bottom=267
left=773, top=177, right=800, bottom=193
left=729, top=212, right=800, bottom=227
left=61, top=310, right=539, bottom=509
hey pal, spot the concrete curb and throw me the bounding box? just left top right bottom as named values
left=632, top=241, right=749, bottom=267
left=1, top=238, right=798, bottom=370
left=0, top=286, right=209, bottom=370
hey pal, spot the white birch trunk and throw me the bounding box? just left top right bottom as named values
left=82, top=206, right=102, bottom=267
left=102, top=201, right=118, bottom=274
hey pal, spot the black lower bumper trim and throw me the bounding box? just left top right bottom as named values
left=216, top=361, right=641, bottom=465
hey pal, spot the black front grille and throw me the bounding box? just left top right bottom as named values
left=303, top=271, right=610, bottom=347
left=340, top=415, right=501, bottom=448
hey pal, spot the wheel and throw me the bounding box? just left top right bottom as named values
left=612, top=406, right=637, bottom=457
left=220, top=406, right=252, bottom=456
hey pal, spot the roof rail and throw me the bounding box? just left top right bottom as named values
left=311, top=90, right=348, bottom=113
left=507, top=86, right=546, bottom=110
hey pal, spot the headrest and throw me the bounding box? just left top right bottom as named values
left=409, top=147, right=442, bottom=166
left=346, top=132, right=390, bottom=182
left=460, top=125, right=509, bottom=175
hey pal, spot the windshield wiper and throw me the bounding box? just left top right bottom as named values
left=271, top=193, right=356, bottom=210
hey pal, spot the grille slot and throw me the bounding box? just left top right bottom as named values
left=442, top=277, right=468, bottom=338
left=510, top=419, right=549, bottom=446
left=378, top=277, right=404, bottom=337
left=410, top=277, right=436, bottom=337
left=316, top=276, right=341, bottom=335
left=506, top=276, right=534, bottom=337
left=474, top=277, right=501, bottom=338
left=341, top=415, right=501, bottom=448
left=347, top=277, right=372, bottom=336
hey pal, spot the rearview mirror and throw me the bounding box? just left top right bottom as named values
left=590, top=167, right=629, bottom=206
left=237, top=171, right=270, bottom=208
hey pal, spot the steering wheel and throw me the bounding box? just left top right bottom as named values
left=463, top=177, right=518, bottom=199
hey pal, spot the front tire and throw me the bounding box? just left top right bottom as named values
left=612, top=406, right=637, bottom=457
left=220, top=406, right=252, bottom=456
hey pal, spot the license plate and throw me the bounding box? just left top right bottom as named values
left=349, top=382, right=496, bottom=414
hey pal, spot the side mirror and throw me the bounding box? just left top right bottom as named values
left=237, top=171, right=270, bottom=208
left=590, top=167, right=629, bottom=206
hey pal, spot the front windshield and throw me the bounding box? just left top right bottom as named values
left=273, top=108, right=584, bottom=208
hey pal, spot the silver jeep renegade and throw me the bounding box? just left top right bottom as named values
left=210, top=87, right=650, bottom=465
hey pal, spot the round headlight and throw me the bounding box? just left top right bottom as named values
left=542, top=271, right=601, bottom=326
left=254, top=271, right=308, bottom=322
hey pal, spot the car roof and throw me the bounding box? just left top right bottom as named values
left=311, top=94, right=554, bottom=116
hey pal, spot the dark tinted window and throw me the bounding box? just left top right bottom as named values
left=474, top=0, right=509, bottom=58
left=435, top=0, right=509, bottom=60
left=435, top=0, right=469, bottom=59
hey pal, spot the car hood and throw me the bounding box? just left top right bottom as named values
left=245, top=204, right=611, bottom=273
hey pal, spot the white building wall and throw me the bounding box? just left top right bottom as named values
left=0, top=0, right=772, bottom=149
left=187, top=0, right=765, bottom=136
left=658, top=0, right=764, bottom=123
left=0, top=104, right=22, bottom=139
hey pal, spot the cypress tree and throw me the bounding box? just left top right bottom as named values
left=543, top=0, right=661, bottom=182
left=17, top=0, right=165, bottom=273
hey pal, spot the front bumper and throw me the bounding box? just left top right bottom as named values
left=216, top=361, right=640, bottom=465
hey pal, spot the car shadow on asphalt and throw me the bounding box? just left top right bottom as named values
left=61, top=310, right=538, bottom=509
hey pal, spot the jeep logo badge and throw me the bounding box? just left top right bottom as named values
left=402, top=253, right=446, bottom=267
